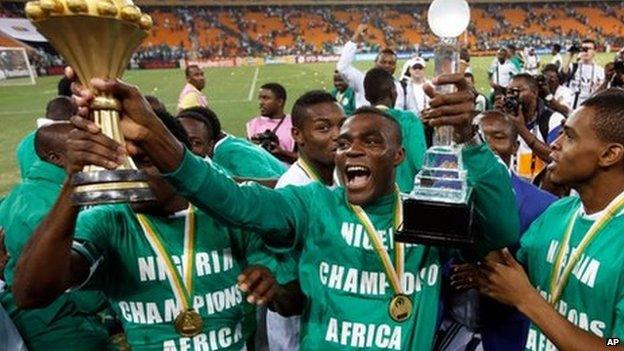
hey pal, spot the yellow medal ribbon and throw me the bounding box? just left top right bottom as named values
left=136, top=206, right=196, bottom=314
left=348, top=189, right=404, bottom=298
left=297, top=157, right=322, bottom=182
left=549, top=192, right=624, bottom=305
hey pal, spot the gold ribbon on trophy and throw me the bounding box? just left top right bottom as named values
left=26, top=0, right=155, bottom=205
left=348, top=188, right=412, bottom=323
left=136, top=207, right=204, bottom=337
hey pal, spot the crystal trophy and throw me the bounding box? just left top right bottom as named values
left=395, top=0, right=475, bottom=246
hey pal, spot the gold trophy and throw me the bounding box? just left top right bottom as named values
left=25, top=0, right=155, bottom=205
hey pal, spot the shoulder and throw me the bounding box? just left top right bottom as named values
left=538, top=196, right=580, bottom=220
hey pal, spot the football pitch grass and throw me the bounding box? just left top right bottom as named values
left=0, top=54, right=613, bottom=195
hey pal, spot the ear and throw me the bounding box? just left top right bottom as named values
left=46, top=151, right=64, bottom=168
left=598, top=143, right=624, bottom=168
left=393, top=147, right=405, bottom=167
left=291, top=126, right=304, bottom=146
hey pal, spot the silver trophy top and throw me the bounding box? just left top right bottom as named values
left=427, top=0, right=471, bottom=39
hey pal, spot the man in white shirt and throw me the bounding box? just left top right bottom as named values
left=561, top=39, right=605, bottom=109
left=540, top=63, right=573, bottom=116
left=549, top=44, right=563, bottom=68
left=523, top=47, right=540, bottom=76
left=336, top=24, right=413, bottom=110
left=400, top=57, right=431, bottom=116
left=267, top=90, right=343, bottom=351
left=488, top=48, right=519, bottom=94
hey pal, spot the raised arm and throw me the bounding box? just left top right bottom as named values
left=336, top=25, right=367, bottom=92
left=71, top=79, right=305, bottom=247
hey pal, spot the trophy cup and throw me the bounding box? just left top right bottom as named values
left=395, top=0, right=474, bottom=246
left=25, top=0, right=155, bottom=205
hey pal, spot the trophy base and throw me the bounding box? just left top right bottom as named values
left=395, top=190, right=475, bottom=247
left=71, top=169, right=155, bottom=206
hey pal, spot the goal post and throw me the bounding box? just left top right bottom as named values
left=0, top=47, right=36, bottom=86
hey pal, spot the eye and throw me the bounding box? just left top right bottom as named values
left=337, top=140, right=349, bottom=150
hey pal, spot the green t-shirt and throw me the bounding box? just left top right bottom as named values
left=213, top=134, right=286, bottom=179
left=511, top=55, right=524, bottom=71
left=517, top=196, right=624, bottom=351
left=381, top=107, right=427, bottom=193
left=331, top=87, right=356, bottom=117
left=15, top=131, right=38, bottom=179
left=73, top=204, right=283, bottom=351
left=165, top=145, right=519, bottom=350
left=0, top=160, right=110, bottom=351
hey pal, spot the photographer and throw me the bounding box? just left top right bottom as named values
left=247, top=83, right=298, bottom=164
left=488, top=48, right=519, bottom=98
left=539, top=64, right=573, bottom=116
left=561, top=39, right=605, bottom=109
left=495, top=74, right=566, bottom=179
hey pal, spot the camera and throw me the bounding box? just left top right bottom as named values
left=503, top=95, right=519, bottom=114
left=255, top=129, right=279, bottom=151
left=568, top=43, right=581, bottom=54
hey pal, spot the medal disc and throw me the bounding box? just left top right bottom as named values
left=174, top=309, right=204, bottom=337
left=388, top=294, right=412, bottom=322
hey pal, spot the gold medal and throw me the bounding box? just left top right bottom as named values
left=388, top=294, right=413, bottom=323
left=174, top=309, right=204, bottom=337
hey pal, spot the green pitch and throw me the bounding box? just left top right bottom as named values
left=0, top=54, right=614, bottom=195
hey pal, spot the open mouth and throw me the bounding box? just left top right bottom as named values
left=345, top=165, right=372, bottom=189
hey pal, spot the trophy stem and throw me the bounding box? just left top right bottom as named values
left=71, top=95, right=154, bottom=205
left=433, top=37, right=460, bottom=148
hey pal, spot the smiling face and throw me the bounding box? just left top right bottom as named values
left=335, top=112, right=404, bottom=205
left=292, top=101, right=344, bottom=167
left=548, top=107, right=603, bottom=186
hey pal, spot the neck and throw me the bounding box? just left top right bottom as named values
left=375, top=98, right=394, bottom=109
left=300, top=153, right=334, bottom=185
left=576, top=171, right=624, bottom=214
left=581, top=59, right=593, bottom=65
left=267, top=111, right=285, bottom=119
left=412, top=76, right=424, bottom=84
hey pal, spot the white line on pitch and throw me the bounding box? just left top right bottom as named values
left=247, top=67, right=259, bottom=102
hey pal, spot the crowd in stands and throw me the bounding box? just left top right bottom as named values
left=2, top=1, right=623, bottom=64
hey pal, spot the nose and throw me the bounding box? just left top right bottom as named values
left=551, top=133, right=563, bottom=151
left=345, top=141, right=366, bottom=158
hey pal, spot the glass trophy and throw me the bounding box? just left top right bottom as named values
left=395, top=0, right=475, bottom=246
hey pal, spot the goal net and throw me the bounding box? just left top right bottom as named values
left=0, top=47, right=36, bottom=86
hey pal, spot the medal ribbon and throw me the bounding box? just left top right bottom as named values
left=348, top=189, right=404, bottom=295
left=136, top=206, right=196, bottom=312
left=549, top=192, right=624, bottom=305
left=297, top=157, right=322, bottom=182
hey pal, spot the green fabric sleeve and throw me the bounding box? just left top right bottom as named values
left=73, top=206, right=118, bottom=268
left=165, top=149, right=307, bottom=250
left=462, top=143, right=520, bottom=258
left=402, top=111, right=427, bottom=171
left=614, top=290, right=624, bottom=338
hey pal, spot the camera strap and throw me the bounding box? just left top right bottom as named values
left=270, top=115, right=287, bottom=134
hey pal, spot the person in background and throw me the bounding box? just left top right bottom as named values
left=496, top=74, right=566, bottom=180
left=337, top=24, right=414, bottom=111
left=330, top=70, right=356, bottom=116
left=488, top=48, right=519, bottom=99
left=400, top=57, right=431, bottom=116
left=523, top=47, right=540, bottom=76
left=364, top=67, right=427, bottom=192
left=465, top=72, right=488, bottom=112
left=177, top=64, right=208, bottom=112
left=550, top=44, right=563, bottom=69
left=507, top=45, right=524, bottom=72
left=247, top=82, right=297, bottom=164
left=561, top=39, right=605, bottom=109
left=1, top=123, right=112, bottom=350
left=539, top=63, right=573, bottom=116
left=16, top=96, right=76, bottom=180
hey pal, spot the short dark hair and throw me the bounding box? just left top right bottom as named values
left=352, top=106, right=402, bottom=145
left=260, top=82, right=287, bottom=103
left=45, top=96, right=76, bottom=121
left=291, top=90, right=337, bottom=128
left=506, top=44, right=516, bottom=51
left=553, top=43, right=562, bottom=52
left=185, top=65, right=201, bottom=77
left=512, top=73, right=539, bottom=92
left=364, top=67, right=395, bottom=105
left=376, top=48, right=397, bottom=61
left=542, top=63, right=559, bottom=74
left=582, top=39, right=596, bottom=47
left=177, top=106, right=222, bottom=142
left=581, top=88, right=624, bottom=145
left=464, top=72, right=475, bottom=80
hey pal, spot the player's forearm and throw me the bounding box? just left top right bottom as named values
left=13, top=180, right=80, bottom=308
left=463, top=144, right=520, bottom=256
left=518, top=126, right=552, bottom=161
left=518, top=291, right=624, bottom=351
left=165, top=149, right=295, bottom=237
left=337, top=41, right=357, bottom=72
left=269, top=280, right=306, bottom=317
left=547, top=99, right=571, bottom=116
